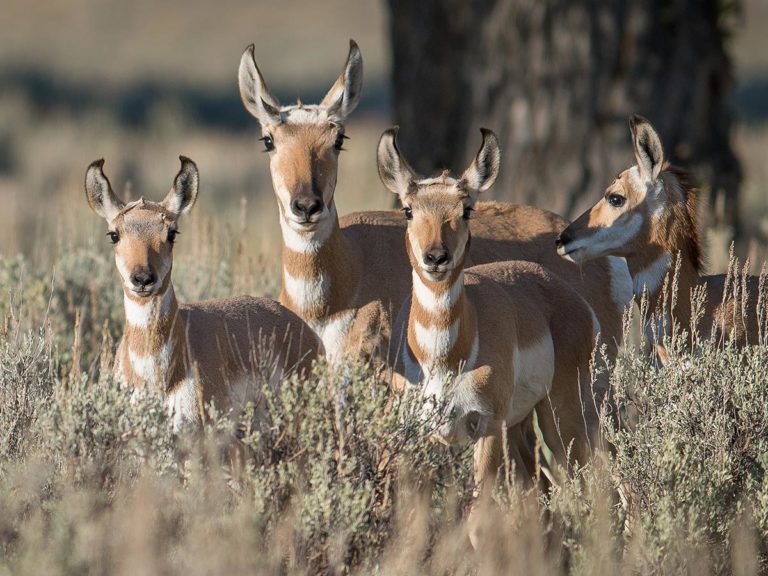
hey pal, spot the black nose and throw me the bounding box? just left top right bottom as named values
left=131, top=269, right=157, bottom=288
left=291, top=196, right=324, bottom=219
left=555, top=229, right=572, bottom=249
left=424, top=248, right=451, bottom=267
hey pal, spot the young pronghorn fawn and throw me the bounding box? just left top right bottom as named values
left=238, top=40, right=632, bottom=368
left=85, top=157, right=322, bottom=432
left=556, top=115, right=764, bottom=362
left=380, top=128, right=601, bottom=545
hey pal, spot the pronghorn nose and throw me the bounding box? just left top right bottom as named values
left=291, top=196, right=324, bottom=219
left=555, top=229, right=572, bottom=249
left=130, top=269, right=157, bottom=288
left=424, top=248, right=451, bottom=267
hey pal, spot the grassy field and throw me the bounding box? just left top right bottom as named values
left=2, top=0, right=768, bottom=574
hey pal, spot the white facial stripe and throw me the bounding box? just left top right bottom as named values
left=413, top=271, right=463, bottom=312
left=414, top=317, right=460, bottom=360
left=124, top=286, right=174, bottom=328
left=309, top=309, right=355, bottom=364
left=607, top=256, right=634, bottom=315
left=507, top=335, right=556, bottom=426
left=283, top=268, right=330, bottom=314
left=279, top=203, right=336, bottom=254
left=632, top=252, right=672, bottom=297
left=565, top=212, right=644, bottom=259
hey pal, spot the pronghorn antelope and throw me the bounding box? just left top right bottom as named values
left=238, top=41, right=632, bottom=368
left=381, top=128, right=600, bottom=514
left=85, top=157, right=322, bottom=432
left=556, top=114, right=763, bottom=361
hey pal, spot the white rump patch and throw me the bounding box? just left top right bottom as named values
left=507, top=334, right=556, bottom=425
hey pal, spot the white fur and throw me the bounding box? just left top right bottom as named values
left=564, top=212, right=644, bottom=262
left=632, top=252, right=672, bottom=298
left=283, top=268, right=330, bottom=315
left=127, top=338, right=174, bottom=388
left=607, top=256, right=634, bottom=315
left=629, top=165, right=664, bottom=219
left=506, top=334, right=556, bottom=425
left=310, top=309, right=356, bottom=364
left=412, top=271, right=462, bottom=313
left=278, top=201, right=336, bottom=254
left=414, top=317, right=460, bottom=360
left=123, top=287, right=174, bottom=328
left=166, top=376, right=198, bottom=432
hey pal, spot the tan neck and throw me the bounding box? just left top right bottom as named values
left=119, top=280, right=187, bottom=393
left=405, top=266, right=478, bottom=377
left=279, top=202, right=360, bottom=323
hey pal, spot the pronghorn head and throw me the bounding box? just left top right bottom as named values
left=378, top=127, right=500, bottom=283
left=556, top=115, right=669, bottom=264
left=85, top=157, right=199, bottom=297
left=238, top=40, right=362, bottom=234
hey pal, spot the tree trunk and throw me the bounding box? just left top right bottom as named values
left=386, top=0, right=741, bottom=232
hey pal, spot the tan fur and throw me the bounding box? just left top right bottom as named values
left=558, top=116, right=763, bottom=358
left=86, top=159, right=322, bottom=432
left=390, top=181, right=600, bottom=549
left=240, top=44, right=632, bottom=369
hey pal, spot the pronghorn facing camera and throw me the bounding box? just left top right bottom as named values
left=85, top=157, right=322, bottom=431
left=556, top=115, right=763, bottom=360
left=239, top=41, right=631, bottom=369
left=381, top=128, right=601, bottom=535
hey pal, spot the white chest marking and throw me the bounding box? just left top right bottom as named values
left=633, top=252, right=672, bottom=298
left=507, top=334, right=556, bottom=425
left=124, top=287, right=174, bottom=328
left=283, top=269, right=330, bottom=314
left=166, top=376, right=198, bottom=433
left=414, top=317, right=460, bottom=360
left=607, top=256, right=634, bottom=315
left=310, top=310, right=356, bottom=364
left=127, top=338, right=174, bottom=388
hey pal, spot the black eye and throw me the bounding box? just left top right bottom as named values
left=260, top=135, right=275, bottom=152
left=607, top=194, right=626, bottom=208
left=107, top=231, right=119, bottom=244
left=334, top=132, right=347, bottom=151
left=402, top=207, right=413, bottom=221
left=167, top=229, right=179, bottom=244
left=463, top=206, right=473, bottom=220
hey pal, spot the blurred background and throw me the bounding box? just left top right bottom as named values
left=0, top=0, right=766, bottom=281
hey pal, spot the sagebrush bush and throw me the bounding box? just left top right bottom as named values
left=2, top=247, right=768, bottom=575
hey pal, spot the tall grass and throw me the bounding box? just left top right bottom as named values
left=1, top=242, right=768, bottom=575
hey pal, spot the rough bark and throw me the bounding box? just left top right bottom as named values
left=387, top=0, right=741, bottom=231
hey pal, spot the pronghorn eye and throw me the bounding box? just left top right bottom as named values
left=167, top=229, right=179, bottom=244
left=334, top=132, right=347, bottom=151
left=402, top=207, right=413, bottom=221
left=462, top=206, right=473, bottom=220
left=260, top=135, right=275, bottom=152
left=107, top=231, right=120, bottom=244
left=607, top=194, right=626, bottom=208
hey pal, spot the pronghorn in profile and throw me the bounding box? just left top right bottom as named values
left=380, top=128, right=600, bottom=518
left=238, top=41, right=632, bottom=367
left=556, top=115, right=763, bottom=360
left=85, top=157, right=322, bottom=431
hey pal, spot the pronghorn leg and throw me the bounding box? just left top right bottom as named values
left=467, top=420, right=504, bottom=550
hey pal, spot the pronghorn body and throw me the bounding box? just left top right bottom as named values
left=557, top=115, right=763, bottom=360
left=85, top=158, right=321, bottom=431
left=239, top=40, right=632, bottom=367
left=380, top=129, right=600, bottom=544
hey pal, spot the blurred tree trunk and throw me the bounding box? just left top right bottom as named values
left=386, top=0, right=742, bottom=233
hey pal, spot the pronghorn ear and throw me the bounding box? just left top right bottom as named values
left=461, top=128, right=500, bottom=198
left=377, top=127, right=417, bottom=200
left=320, top=39, right=363, bottom=121
left=630, top=114, right=664, bottom=183
left=238, top=44, right=282, bottom=126
left=84, top=159, right=125, bottom=221
left=163, top=156, right=199, bottom=217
